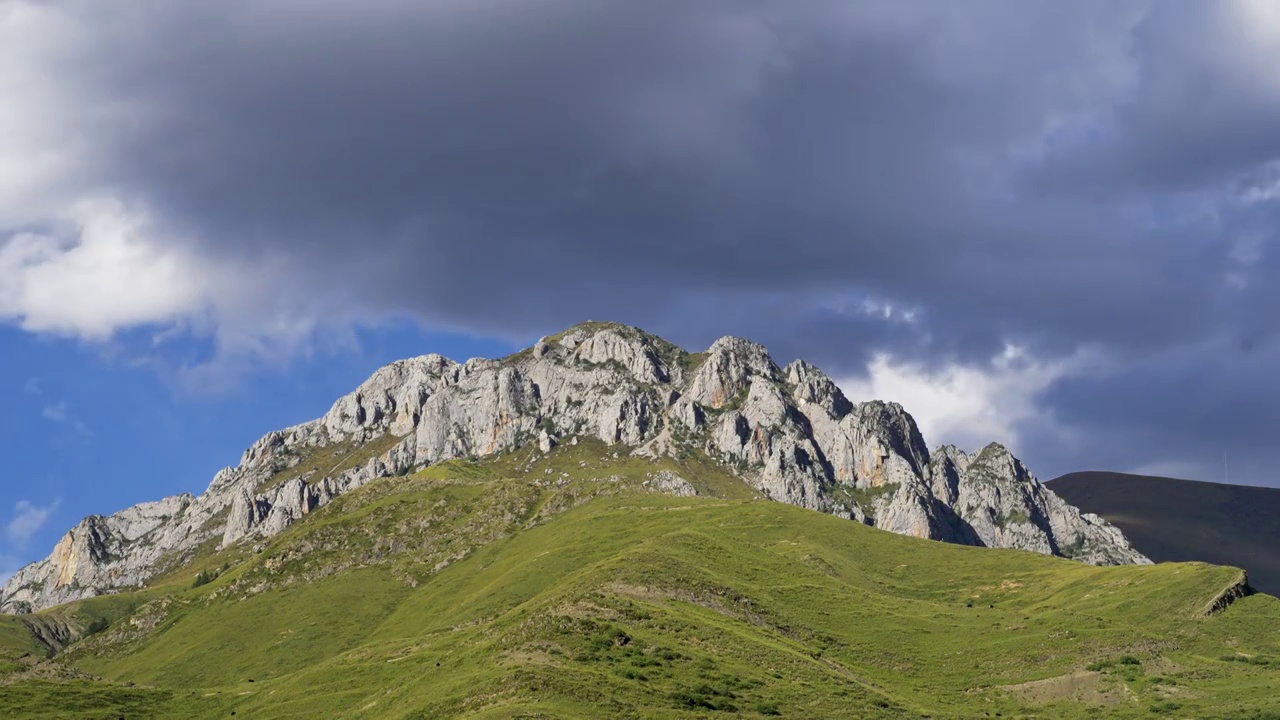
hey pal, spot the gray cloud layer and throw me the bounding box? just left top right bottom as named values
left=3, top=0, right=1280, bottom=483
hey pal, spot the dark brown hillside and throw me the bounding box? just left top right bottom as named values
left=1049, top=471, right=1280, bottom=596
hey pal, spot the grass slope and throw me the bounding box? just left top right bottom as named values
left=1050, top=471, right=1280, bottom=597
left=1, top=446, right=1278, bottom=718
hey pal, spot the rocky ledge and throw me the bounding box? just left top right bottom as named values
left=1, top=322, right=1147, bottom=613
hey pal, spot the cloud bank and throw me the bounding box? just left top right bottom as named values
left=3, top=1, right=1280, bottom=482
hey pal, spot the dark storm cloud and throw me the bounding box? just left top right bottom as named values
left=1034, top=336, right=1280, bottom=485
left=79, top=3, right=1214, bottom=346
left=1031, top=3, right=1280, bottom=195
left=6, top=0, right=1280, bottom=482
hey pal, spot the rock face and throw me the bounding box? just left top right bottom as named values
left=1, top=322, right=1147, bottom=613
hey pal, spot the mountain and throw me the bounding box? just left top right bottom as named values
left=1050, top=471, right=1280, bottom=596
left=0, top=326, right=1276, bottom=718
left=0, top=445, right=1274, bottom=712
left=0, top=445, right=1275, bottom=718
left=2, top=322, right=1145, bottom=614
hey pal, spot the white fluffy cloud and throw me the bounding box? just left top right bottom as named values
left=0, top=196, right=370, bottom=386
left=4, top=499, right=58, bottom=547
left=0, top=3, right=365, bottom=378
left=839, top=345, right=1094, bottom=455
left=0, top=5, right=222, bottom=342
left=0, top=200, right=209, bottom=338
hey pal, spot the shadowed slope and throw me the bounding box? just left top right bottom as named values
left=1050, top=472, right=1280, bottom=597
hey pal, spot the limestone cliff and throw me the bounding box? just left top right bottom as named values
left=0, top=322, right=1147, bottom=613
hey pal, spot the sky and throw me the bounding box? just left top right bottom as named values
left=3, top=0, right=1280, bottom=580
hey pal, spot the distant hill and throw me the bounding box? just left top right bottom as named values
left=1049, top=471, right=1280, bottom=596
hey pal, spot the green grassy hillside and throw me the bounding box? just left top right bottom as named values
left=1050, top=471, right=1280, bottom=597
left=3, top=443, right=1279, bottom=718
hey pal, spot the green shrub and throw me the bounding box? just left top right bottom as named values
left=1222, top=654, right=1274, bottom=666
left=1089, top=655, right=1141, bottom=672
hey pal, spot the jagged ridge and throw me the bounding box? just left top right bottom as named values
left=1, top=322, right=1146, bottom=613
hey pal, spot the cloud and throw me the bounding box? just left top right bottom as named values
left=1030, top=337, right=1280, bottom=484
left=21, top=377, right=40, bottom=395
left=40, top=402, right=67, bottom=423
left=0, top=200, right=209, bottom=339
left=38, top=400, right=89, bottom=433
left=839, top=345, right=1095, bottom=456
left=0, top=198, right=379, bottom=386
left=1, top=2, right=1280, bottom=482
left=0, top=1, right=1211, bottom=353
left=4, top=500, right=58, bottom=547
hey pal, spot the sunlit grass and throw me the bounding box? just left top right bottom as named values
left=4, top=442, right=1278, bottom=718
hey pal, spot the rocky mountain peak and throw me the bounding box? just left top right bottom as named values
left=686, top=336, right=780, bottom=410
left=565, top=326, right=671, bottom=384
left=933, top=444, right=970, bottom=463
left=848, top=400, right=931, bottom=477
left=784, top=360, right=854, bottom=418
left=1, top=321, right=1148, bottom=614
left=968, top=442, right=1031, bottom=483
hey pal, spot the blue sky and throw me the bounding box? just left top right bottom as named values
left=4, top=1, right=1280, bottom=580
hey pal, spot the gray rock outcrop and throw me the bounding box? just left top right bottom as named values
left=1, top=322, right=1147, bottom=613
